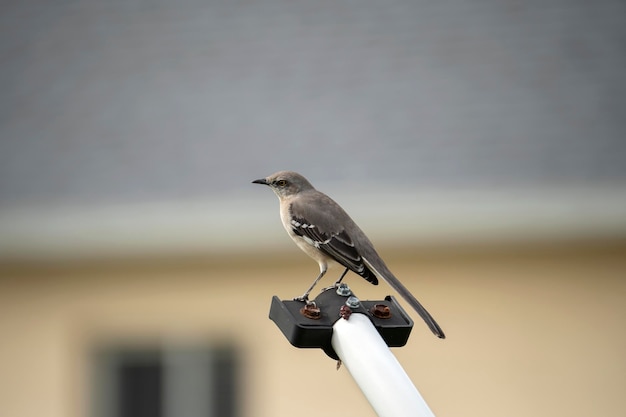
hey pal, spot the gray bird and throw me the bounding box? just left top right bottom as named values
left=253, top=171, right=445, bottom=339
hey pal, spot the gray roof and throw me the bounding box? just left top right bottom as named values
left=1, top=0, right=625, bottom=206
left=1, top=0, right=625, bottom=260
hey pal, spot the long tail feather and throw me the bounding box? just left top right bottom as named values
left=363, top=257, right=445, bottom=339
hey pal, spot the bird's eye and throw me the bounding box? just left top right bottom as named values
left=275, top=180, right=287, bottom=187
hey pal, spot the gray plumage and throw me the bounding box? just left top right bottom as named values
left=253, top=170, right=445, bottom=339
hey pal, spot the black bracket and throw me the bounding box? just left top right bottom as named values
left=269, top=286, right=414, bottom=360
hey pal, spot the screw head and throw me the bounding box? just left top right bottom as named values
left=336, top=283, right=352, bottom=296
left=370, top=304, right=392, bottom=319
left=345, top=296, right=360, bottom=308
left=300, top=303, right=321, bottom=320
left=339, top=305, right=352, bottom=320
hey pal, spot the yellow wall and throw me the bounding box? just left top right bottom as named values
left=1, top=241, right=625, bottom=417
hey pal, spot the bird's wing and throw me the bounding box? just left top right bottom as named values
left=288, top=194, right=378, bottom=284
left=289, top=192, right=445, bottom=339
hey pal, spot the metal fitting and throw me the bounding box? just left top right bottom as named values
left=300, top=302, right=321, bottom=320
left=339, top=305, right=352, bottom=320
left=370, top=303, right=392, bottom=319
left=345, top=296, right=360, bottom=308
left=335, top=283, right=352, bottom=296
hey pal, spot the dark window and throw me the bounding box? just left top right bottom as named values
left=92, top=345, right=239, bottom=417
left=118, top=352, right=163, bottom=417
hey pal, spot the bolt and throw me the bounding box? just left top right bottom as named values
left=345, top=296, right=360, bottom=308
left=336, top=283, right=352, bottom=296
left=339, top=305, right=352, bottom=320
left=370, top=304, right=392, bottom=319
left=300, top=302, right=321, bottom=320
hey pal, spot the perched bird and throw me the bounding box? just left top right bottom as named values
left=252, top=171, right=445, bottom=339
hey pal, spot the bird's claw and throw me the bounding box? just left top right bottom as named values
left=321, top=283, right=340, bottom=292
left=293, top=295, right=314, bottom=306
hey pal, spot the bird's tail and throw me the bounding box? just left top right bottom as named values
left=363, top=257, right=446, bottom=339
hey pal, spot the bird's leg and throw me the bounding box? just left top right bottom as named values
left=322, top=267, right=350, bottom=292
left=334, top=267, right=350, bottom=286
left=294, top=268, right=327, bottom=303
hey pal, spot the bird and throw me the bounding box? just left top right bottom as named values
left=252, top=170, right=445, bottom=339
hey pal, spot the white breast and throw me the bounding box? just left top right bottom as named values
left=279, top=199, right=338, bottom=272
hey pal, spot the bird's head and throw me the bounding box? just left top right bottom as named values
left=252, top=171, right=315, bottom=199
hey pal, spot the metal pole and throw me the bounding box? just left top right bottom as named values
left=331, top=313, right=436, bottom=417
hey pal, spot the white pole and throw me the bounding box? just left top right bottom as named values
left=331, top=313, right=436, bottom=417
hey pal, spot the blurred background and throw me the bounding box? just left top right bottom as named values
left=1, top=0, right=625, bottom=416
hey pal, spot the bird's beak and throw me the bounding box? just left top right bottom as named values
left=252, top=178, right=268, bottom=185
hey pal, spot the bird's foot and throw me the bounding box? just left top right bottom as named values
left=321, top=282, right=352, bottom=297
left=321, top=281, right=343, bottom=292
left=293, top=295, right=313, bottom=305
